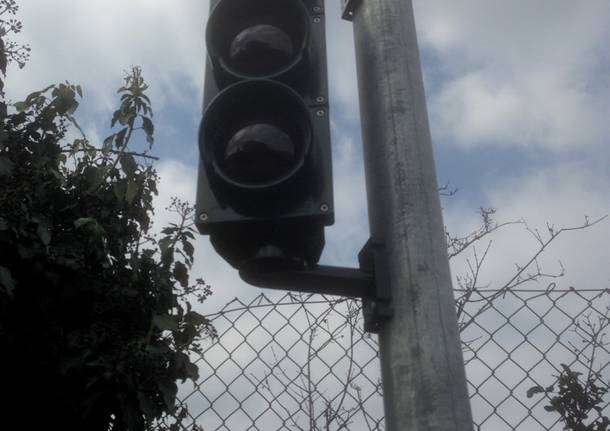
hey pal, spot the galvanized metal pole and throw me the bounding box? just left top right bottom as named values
left=350, top=1, right=474, bottom=430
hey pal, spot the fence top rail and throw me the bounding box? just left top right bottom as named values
left=206, top=288, right=610, bottom=319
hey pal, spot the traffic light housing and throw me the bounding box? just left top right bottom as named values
left=196, top=0, right=334, bottom=272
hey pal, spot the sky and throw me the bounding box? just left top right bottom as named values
left=10, top=0, right=608, bottom=304
left=5, top=0, right=610, bottom=427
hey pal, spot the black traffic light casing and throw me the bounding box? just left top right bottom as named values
left=196, top=0, right=333, bottom=271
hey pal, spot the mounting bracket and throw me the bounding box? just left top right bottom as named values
left=340, top=0, right=362, bottom=21
left=239, top=238, right=393, bottom=333
left=358, top=239, right=393, bottom=332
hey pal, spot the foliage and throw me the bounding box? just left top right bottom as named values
left=528, top=364, right=610, bottom=431
left=0, top=24, right=214, bottom=430
left=0, top=0, right=30, bottom=102
left=528, top=310, right=610, bottom=431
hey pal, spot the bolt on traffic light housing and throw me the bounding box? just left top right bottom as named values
left=196, top=0, right=333, bottom=272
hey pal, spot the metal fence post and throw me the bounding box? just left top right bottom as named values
left=350, top=1, right=475, bottom=429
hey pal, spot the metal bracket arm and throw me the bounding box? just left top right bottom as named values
left=239, top=238, right=393, bottom=333
left=240, top=264, right=373, bottom=298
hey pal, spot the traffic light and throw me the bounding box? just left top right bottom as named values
left=196, top=0, right=334, bottom=274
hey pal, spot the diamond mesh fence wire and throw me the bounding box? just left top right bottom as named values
left=156, top=287, right=610, bottom=430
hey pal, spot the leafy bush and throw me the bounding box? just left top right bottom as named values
left=528, top=364, right=610, bottom=430
left=0, top=15, right=214, bottom=428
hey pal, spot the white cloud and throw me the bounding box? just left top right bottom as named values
left=414, top=0, right=610, bottom=151
left=6, top=0, right=361, bottom=124
left=8, top=0, right=606, bottom=305
left=7, top=0, right=208, bottom=111
left=10, top=0, right=610, bottom=153
left=487, top=162, right=609, bottom=288
left=6, top=1, right=608, bottom=426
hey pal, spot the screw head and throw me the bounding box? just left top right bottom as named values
left=316, top=96, right=325, bottom=103
left=313, top=16, right=321, bottom=24
left=316, top=109, right=325, bottom=117
left=199, top=212, right=209, bottom=222
left=320, top=203, right=329, bottom=212
left=313, top=6, right=322, bottom=12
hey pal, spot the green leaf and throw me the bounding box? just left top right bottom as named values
left=142, top=117, right=154, bottom=147
left=0, top=40, right=6, bottom=75
left=138, top=391, right=159, bottom=421
left=115, top=127, right=128, bottom=149
left=13, top=101, right=28, bottom=112
left=113, top=181, right=126, bottom=200
left=526, top=385, right=545, bottom=398
left=171, top=352, right=199, bottom=381
left=142, top=117, right=154, bottom=136
left=158, top=379, right=178, bottom=411
left=52, top=85, right=79, bottom=115
left=74, top=217, right=97, bottom=228
left=0, top=129, right=7, bottom=148
left=125, top=179, right=140, bottom=204
left=24, top=90, right=42, bottom=103
left=173, top=261, right=189, bottom=288
left=153, top=314, right=179, bottom=331
left=37, top=224, right=52, bottom=245
left=183, top=240, right=194, bottom=262
left=185, top=361, right=199, bottom=380
left=120, top=153, right=137, bottom=177
left=115, top=107, right=136, bottom=127
left=161, top=227, right=178, bottom=235
left=72, top=139, right=82, bottom=152
left=85, top=142, right=97, bottom=158
left=141, top=93, right=152, bottom=106
left=84, top=165, right=101, bottom=187
left=159, top=236, right=172, bottom=255
left=0, top=266, right=15, bottom=298
left=185, top=311, right=208, bottom=326
left=102, top=134, right=114, bottom=155
left=0, top=156, right=14, bottom=176
left=159, top=236, right=174, bottom=266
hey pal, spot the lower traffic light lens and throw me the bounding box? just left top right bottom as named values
left=201, top=79, right=313, bottom=190
left=224, top=123, right=295, bottom=184
left=229, top=25, right=294, bottom=77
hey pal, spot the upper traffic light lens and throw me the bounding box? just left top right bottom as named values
left=207, top=0, right=310, bottom=79
left=229, top=25, right=295, bottom=76
left=224, top=123, right=295, bottom=184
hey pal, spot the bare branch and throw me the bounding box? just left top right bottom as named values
left=447, top=207, right=523, bottom=260
left=460, top=216, right=607, bottom=332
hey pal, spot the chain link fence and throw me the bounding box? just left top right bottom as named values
left=156, top=287, right=610, bottom=430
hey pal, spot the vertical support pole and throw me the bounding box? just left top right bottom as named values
left=350, top=1, right=474, bottom=430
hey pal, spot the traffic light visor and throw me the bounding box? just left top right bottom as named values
left=207, top=0, right=310, bottom=79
